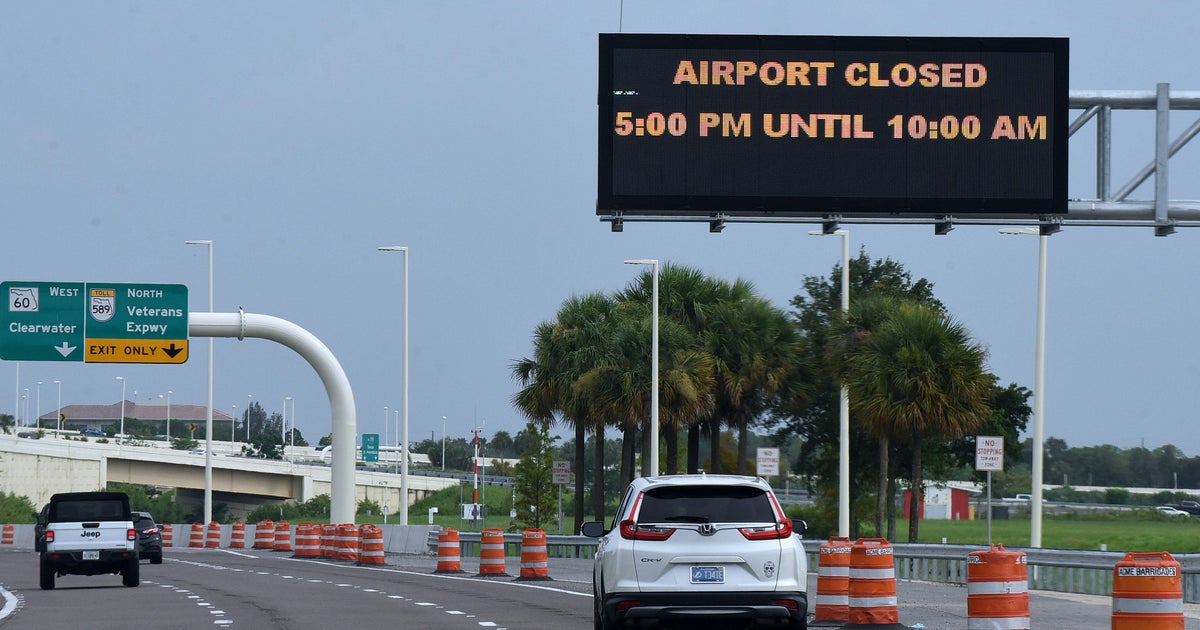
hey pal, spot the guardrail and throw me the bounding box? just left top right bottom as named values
left=425, top=530, right=1200, bottom=602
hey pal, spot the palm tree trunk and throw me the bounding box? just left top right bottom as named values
left=736, top=418, right=749, bottom=475
left=573, top=422, right=585, bottom=533
left=593, top=423, right=606, bottom=521
left=686, top=424, right=700, bottom=473
left=908, top=439, right=923, bottom=543
left=621, top=425, right=636, bottom=487
left=664, top=424, right=679, bottom=474
left=708, top=418, right=721, bottom=474
left=875, top=436, right=888, bottom=538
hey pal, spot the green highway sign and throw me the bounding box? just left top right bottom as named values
left=362, top=433, right=380, bottom=462
left=1, top=282, right=85, bottom=361
left=1, top=281, right=189, bottom=364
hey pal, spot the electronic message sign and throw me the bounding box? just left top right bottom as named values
left=597, top=34, right=1068, bottom=218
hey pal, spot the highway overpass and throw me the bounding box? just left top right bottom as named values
left=0, top=434, right=456, bottom=517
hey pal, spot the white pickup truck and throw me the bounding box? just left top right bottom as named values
left=38, top=491, right=139, bottom=589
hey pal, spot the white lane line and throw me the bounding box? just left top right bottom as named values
left=0, top=584, right=19, bottom=620
left=217, top=549, right=257, bottom=558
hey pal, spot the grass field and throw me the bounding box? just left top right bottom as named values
left=363, top=485, right=1200, bottom=554
left=897, top=513, right=1200, bottom=553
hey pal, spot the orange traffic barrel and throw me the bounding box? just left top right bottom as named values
left=1112, top=551, right=1183, bottom=630
left=967, top=544, right=1030, bottom=630
left=205, top=521, right=221, bottom=548
left=358, top=525, right=386, bottom=565
left=815, top=536, right=852, bottom=622
left=337, top=523, right=360, bottom=562
left=161, top=523, right=173, bottom=547
left=477, top=528, right=509, bottom=577
left=436, top=529, right=464, bottom=573
left=273, top=521, right=292, bottom=552
left=292, top=523, right=321, bottom=558
left=848, top=538, right=899, bottom=625
left=322, top=523, right=337, bottom=557
left=230, top=522, right=247, bottom=548
left=253, top=520, right=275, bottom=549
left=188, top=522, right=204, bottom=548
left=518, top=528, right=551, bottom=580
left=1, top=524, right=13, bottom=545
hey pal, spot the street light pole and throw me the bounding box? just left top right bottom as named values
left=378, top=245, right=410, bottom=525
left=36, top=382, right=41, bottom=429
left=1000, top=227, right=1049, bottom=548
left=383, top=405, right=389, bottom=457
left=441, top=415, right=447, bottom=472
left=809, top=229, right=851, bottom=538
left=246, top=394, right=253, bottom=442
left=165, top=390, right=172, bottom=441
left=116, top=377, right=126, bottom=449
left=624, top=259, right=660, bottom=475
left=185, top=239, right=215, bottom=524
left=393, top=409, right=400, bottom=474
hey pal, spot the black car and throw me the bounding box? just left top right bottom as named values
left=132, top=511, right=163, bottom=564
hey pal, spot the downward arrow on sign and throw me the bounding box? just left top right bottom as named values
left=55, top=342, right=76, bottom=358
left=163, top=343, right=184, bottom=358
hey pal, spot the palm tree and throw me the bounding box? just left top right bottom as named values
left=849, top=301, right=991, bottom=542
left=512, top=292, right=616, bottom=531
left=574, top=298, right=714, bottom=481
left=704, top=296, right=807, bottom=474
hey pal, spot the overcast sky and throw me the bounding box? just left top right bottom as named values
left=4, top=2, right=1200, bottom=457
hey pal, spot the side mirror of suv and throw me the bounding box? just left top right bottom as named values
left=580, top=521, right=606, bottom=537
left=791, top=518, right=807, bottom=536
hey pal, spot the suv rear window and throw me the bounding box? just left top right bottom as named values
left=50, top=499, right=128, bottom=522
left=638, top=485, right=775, bottom=524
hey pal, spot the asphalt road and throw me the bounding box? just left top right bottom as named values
left=1, top=547, right=1198, bottom=629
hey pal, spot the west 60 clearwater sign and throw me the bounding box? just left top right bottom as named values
left=1, top=281, right=188, bottom=364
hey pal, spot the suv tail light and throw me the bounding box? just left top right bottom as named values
left=739, top=518, right=793, bottom=540
left=127, top=529, right=137, bottom=541
left=143, top=527, right=160, bottom=535
left=45, top=530, right=54, bottom=543
left=619, top=519, right=675, bottom=541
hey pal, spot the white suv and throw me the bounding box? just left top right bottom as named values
left=581, top=474, right=808, bottom=629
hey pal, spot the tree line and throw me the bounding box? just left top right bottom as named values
left=511, top=252, right=1033, bottom=542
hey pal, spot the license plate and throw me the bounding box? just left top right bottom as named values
left=82, top=550, right=99, bottom=560
left=690, top=566, right=724, bottom=584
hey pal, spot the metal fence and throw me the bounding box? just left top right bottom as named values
left=427, top=530, right=1200, bottom=602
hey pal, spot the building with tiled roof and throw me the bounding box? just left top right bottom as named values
left=38, top=400, right=235, bottom=436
